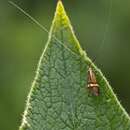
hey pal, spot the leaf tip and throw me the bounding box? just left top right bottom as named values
left=52, top=0, right=83, bottom=56
left=52, top=0, right=70, bottom=32
left=57, top=0, right=64, bottom=8
left=56, top=0, right=66, bottom=16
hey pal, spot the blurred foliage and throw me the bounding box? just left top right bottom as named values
left=0, top=0, right=130, bottom=130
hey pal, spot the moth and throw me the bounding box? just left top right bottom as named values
left=87, top=67, right=99, bottom=96
left=9, top=1, right=107, bottom=97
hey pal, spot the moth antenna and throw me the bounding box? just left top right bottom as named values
left=93, top=0, right=113, bottom=64
left=8, top=1, right=79, bottom=57
left=8, top=1, right=49, bottom=33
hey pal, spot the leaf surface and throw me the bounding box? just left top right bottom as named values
left=20, top=1, right=130, bottom=130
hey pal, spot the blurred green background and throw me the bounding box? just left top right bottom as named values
left=0, top=0, right=130, bottom=129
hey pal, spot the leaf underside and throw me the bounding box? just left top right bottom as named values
left=20, top=1, right=130, bottom=130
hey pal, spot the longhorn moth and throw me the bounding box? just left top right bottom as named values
left=9, top=1, right=112, bottom=96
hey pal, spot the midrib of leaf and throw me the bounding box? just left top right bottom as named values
left=20, top=1, right=130, bottom=130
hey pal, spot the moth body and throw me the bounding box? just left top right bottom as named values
left=87, top=67, right=99, bottom=96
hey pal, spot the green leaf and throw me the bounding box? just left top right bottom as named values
left=20, top=1, right=130, bottom=130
